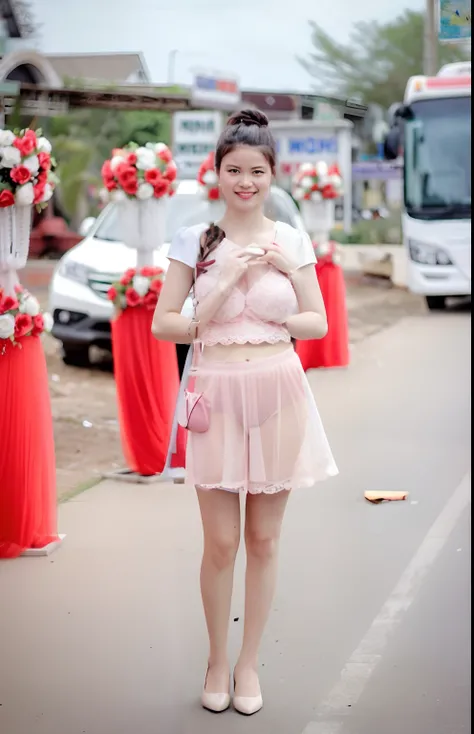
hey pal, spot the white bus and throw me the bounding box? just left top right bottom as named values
left=385, top=62, right=471, bottom=310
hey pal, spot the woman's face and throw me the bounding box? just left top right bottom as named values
left=217, top=145, right=273, bottom=212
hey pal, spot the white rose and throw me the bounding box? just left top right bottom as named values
left=99, top=187, right=109, bottom=203
left=20, top=294, right=40, bottom=316
left=23, top=155, right=40, bottom=175
left=1, top=146, right=21, bottom=168
left=36, top=136, right=52, bottom=154
left=318, top=242, right=330, bottom=255
left=154, top=143, right=168, bottom=154
left=300, top=176, right=314, bottom=190
left=293, top=188, right=304, bottom=201
left=315, top=161, right=329, bottom=177
left=132, top=274, right=149, bottom=297
left=15, top=182, right=34, bottom=206
left=0, top=130, right=16, bottom=147
left=110, top=155, right=125, bottom=172
left=299, top=163, right=315, bottom=174
left=137, top=182, right=154, bottom=200
left=40, top=183, right=53, bottom=203
left=311, top=191, right=323, bottom=202
left=42, top=312, right=54, bottom=332
left=135, top=147, right=156, bottom=171
left=111, top=189, right=126, bottom=202
left=202, top=170, right=218, bottom=186
left=0, top=313, right=15, bottom=339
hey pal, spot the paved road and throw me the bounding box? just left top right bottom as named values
left=0, top=310, right=470, bottom=734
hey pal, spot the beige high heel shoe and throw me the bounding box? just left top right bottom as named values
left=201, top=666, right=231, bottom=713
left=232, top=673, right=263, bottom=716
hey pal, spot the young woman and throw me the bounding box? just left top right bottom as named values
left=152, top=109, right=338, bottom=716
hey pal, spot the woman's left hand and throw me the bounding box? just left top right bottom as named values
left=257, top=243, right=299, bottom=275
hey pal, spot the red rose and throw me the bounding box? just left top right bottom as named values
left=107, top=286, right=118, bottom=301
left=101, top=160, right=114, bottom=181
left=144, top=291, right=158, bottom=308
left=32, top=313, right=45, bottom=336
left=127, top=153, right=137, bottom=165
left=321, top=185, right=338, bottom=200
left=139, top=266, right=155, bottom=277
left=105, top=179, right=117, bottom=192
left=13, top=130, right=37, bottom=157
left=14, top=284, right=23, bottom=295
left=33, top=182, right=46, bottom=205
left=149, top=278, right=163, bottom=294
left=0, top=190, right=15, bottom=208
left=157, top=147, right=173, bottom=164
left=153, top=179, right=170, bottom=198
left=38, top=152, right=51, bottom=171
left=10, top=165, right=32, bottom=185
left=14, top=313, right=33, bottom=339
left=0, top=295, right=19, bottom=314
left=163, top=162, right=177, bottom=182
left=125, top=288, right=141, bottom=307
left=120, top=269, right=135, bottom=286
left=208, top=187, right=220, bottom=201
left=37, top=170, right=48, bottom=185
left=117, top=164, right=138, bottom=195
left=169, top=185, right=177, bottom=198
left=144, top=168, right=162, bottom=187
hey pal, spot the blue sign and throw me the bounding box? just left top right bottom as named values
left=283, top=137, right=338, bottom=156
left=439, top=0, right=471, bottom=41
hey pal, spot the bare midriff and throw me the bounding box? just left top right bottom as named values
left=202, top=341, right=293, bottom=363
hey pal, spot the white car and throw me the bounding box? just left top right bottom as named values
left=49, top=179, right=305, bottom=368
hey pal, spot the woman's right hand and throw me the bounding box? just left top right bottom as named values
left=218, top=250, right=253, bottom=290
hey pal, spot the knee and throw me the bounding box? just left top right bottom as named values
left=205, top=534, right=240, bottom=570
left=245, top=529, right=278, bottom=563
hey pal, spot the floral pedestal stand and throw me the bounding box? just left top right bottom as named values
left=293, top=163, right=349, bottom=370
left=100, top=142, right=183, bottom=483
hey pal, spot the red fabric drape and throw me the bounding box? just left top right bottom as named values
left=0, top=336, right=58, bottom=559
left=171, top=424, right=187, bottom=469
left=296, top=261, right=350, bottom=371
left=112, top=307, right=180, bottom=476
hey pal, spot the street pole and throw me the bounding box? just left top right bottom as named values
left=168, top=50, right=178, bottom=85
left=424, top=0, right=438, bottom=75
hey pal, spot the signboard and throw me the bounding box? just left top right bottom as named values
left=191, top=73, right=241, bottom=110
left=272, top=133, right=339, bottom=176
left=439, top=0, right=471, bottom=42
left=172, top=110, right=223, bottom=178
left=352, top=161, right=402, bottom=182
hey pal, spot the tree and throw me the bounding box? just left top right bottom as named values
left=298, top=10, right=469, bottom=109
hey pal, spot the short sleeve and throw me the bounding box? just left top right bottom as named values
left=167, top=225, right=205, bottom=269
left=297, top=230, right=317, bottom=268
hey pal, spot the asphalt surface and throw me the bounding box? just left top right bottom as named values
left=0, top=309, right=471, bottom=734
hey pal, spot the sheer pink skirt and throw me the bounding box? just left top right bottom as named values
left=186, top=347, right=338, bottom=494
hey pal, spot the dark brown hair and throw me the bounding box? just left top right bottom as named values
left=197, top=108, right=276, bottom=271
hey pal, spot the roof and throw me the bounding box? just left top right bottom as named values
left=0, top=0, right=22, bottom=37
left=44, top=52, right=151, bottom=84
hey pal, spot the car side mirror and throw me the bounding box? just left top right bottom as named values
left=78, top=217, right=97, bottom=238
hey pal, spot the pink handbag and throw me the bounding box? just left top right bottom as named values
left=178, top=342, right=210, bottom=433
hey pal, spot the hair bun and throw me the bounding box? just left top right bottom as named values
left=227, top=109, right=269, bottom=129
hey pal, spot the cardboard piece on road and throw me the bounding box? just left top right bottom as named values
left=364, top=491, right=409, bottom=504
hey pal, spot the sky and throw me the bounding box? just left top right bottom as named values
left=30, top=0, right=425, bottom=93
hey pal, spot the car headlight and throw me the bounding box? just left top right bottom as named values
left=58, top=260, right=93, bottom=285
left=408, top=240, right=453, bottom=266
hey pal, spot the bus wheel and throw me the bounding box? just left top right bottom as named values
left=426, top=296, right=446, bottom=311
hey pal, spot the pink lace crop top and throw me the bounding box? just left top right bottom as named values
left=167, top=221, right=317, bottom=346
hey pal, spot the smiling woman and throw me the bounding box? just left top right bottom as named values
left=151, top=108, right=337, bottom=716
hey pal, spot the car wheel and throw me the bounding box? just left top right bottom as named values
left=62, top=343, right=91, bottom=367
left=425, top=296, right=447, bottom=311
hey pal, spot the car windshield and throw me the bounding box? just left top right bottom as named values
left=94, top=189, right=297, bottom=243
left=404, top=96, right=471, bottom=220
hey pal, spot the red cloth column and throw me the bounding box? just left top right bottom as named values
left=111, top=306, right=180, bottom=476
left=170, top=424, right=187, bottom=469
left=296, top=258, right=350, bottom=371
left=0, top=337, right=59, bottom=559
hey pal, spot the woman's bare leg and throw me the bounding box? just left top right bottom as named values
left=234, top=490, right=290, bottom=696
left=197, top=487, right=241, bottom=692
